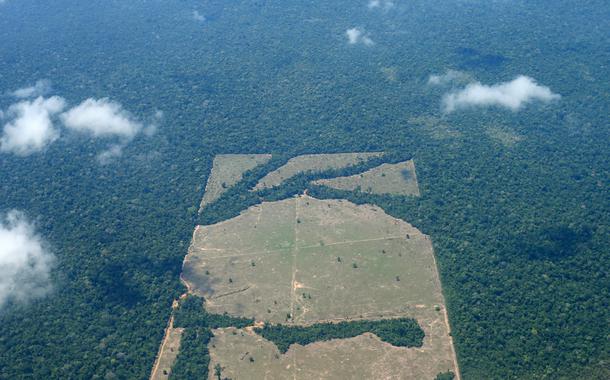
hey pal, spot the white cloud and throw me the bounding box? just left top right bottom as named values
left=1, top=85, right=159, bottom=160
left=428, top=70, right=469, bottom=86
left=12, top=80, right=52, bottom=99
left=346, top=28, right=374, bottom=46
left=346, top=28, right=361, bottom=44
left=60, top=98, right=143, bottom=139
left=144, top=110, right=163, bottom=137
left=361, top=35, right=374, bottom=46
left=0, top=96, right=66, bottom=155
left=442, top=76, right=560, bottom=113
left=192, top=10, right=205, bottom=22
left=96, top=144, right=124, bottom=165
left=368, top=0, right=394, bottom=10
left=0, top=210, right=54, bottom=309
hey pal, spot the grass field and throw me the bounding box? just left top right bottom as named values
left=312, top=160, right=420, bottom=196
left=181, top=195, right=459, bottom=379
left=253, top=153, right=383, bottom=190
left=183, top=196, right=438, bottom=324
left=199, top=154, right=272, bottom=212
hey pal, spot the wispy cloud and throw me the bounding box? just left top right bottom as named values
left=96, top=110, right=162, bottom=165
left=0, top=96, right=66, bottom=155
left=428, top=70, right=470, bottom=86
left=11, top=80, right=52, bottom=99
left=442, top=76, right=560, bottom=113
left=60, top=98, right=143, bottom=139
left=144, top=110, right=163, bottom=137
left=96, top=144, right=124, bottom=165
left=368, top=0, right=395, bottom=10
left=346, top=28, right=374, bottom=46
left=192, top=10, right=205, bottom=22
left=0, top=210, right=55, bottom=309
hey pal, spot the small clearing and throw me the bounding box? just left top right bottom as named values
left=200, top=154, right=272, bottom=212
left=485, top=126, right=523, bottom=147
left=312, top=159, right=420, bottom=196
left=409, top=116, right=461, bottom=140
left=252, top=152, right=383, bottom=190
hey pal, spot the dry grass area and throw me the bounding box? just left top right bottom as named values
left=150, top=317, right=184, bottom=380
left=485, top=126, right=523, bottom=147
left=182, top=195, right=459, bottom=379
left=312, top=160, right=420, bottom=197
left=200, top=154, right=272, bottom=212
left=252, top=153, right=383, bottom=190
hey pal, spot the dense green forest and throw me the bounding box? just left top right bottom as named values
left=254, top=318, right=424, bottom=354
left=0, top=0, right=608, bottom=379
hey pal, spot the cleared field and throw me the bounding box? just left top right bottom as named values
left=199, top=154, right=272, bottom=212
left=182, top=195, right=460, bottom=379
left=183, top=196, right=436, bottom=324
left=252, top=152, right=383, bottom=190
left=312, top=160, right=420, bottom=196
left=149, top=317, right=184, bottom=380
